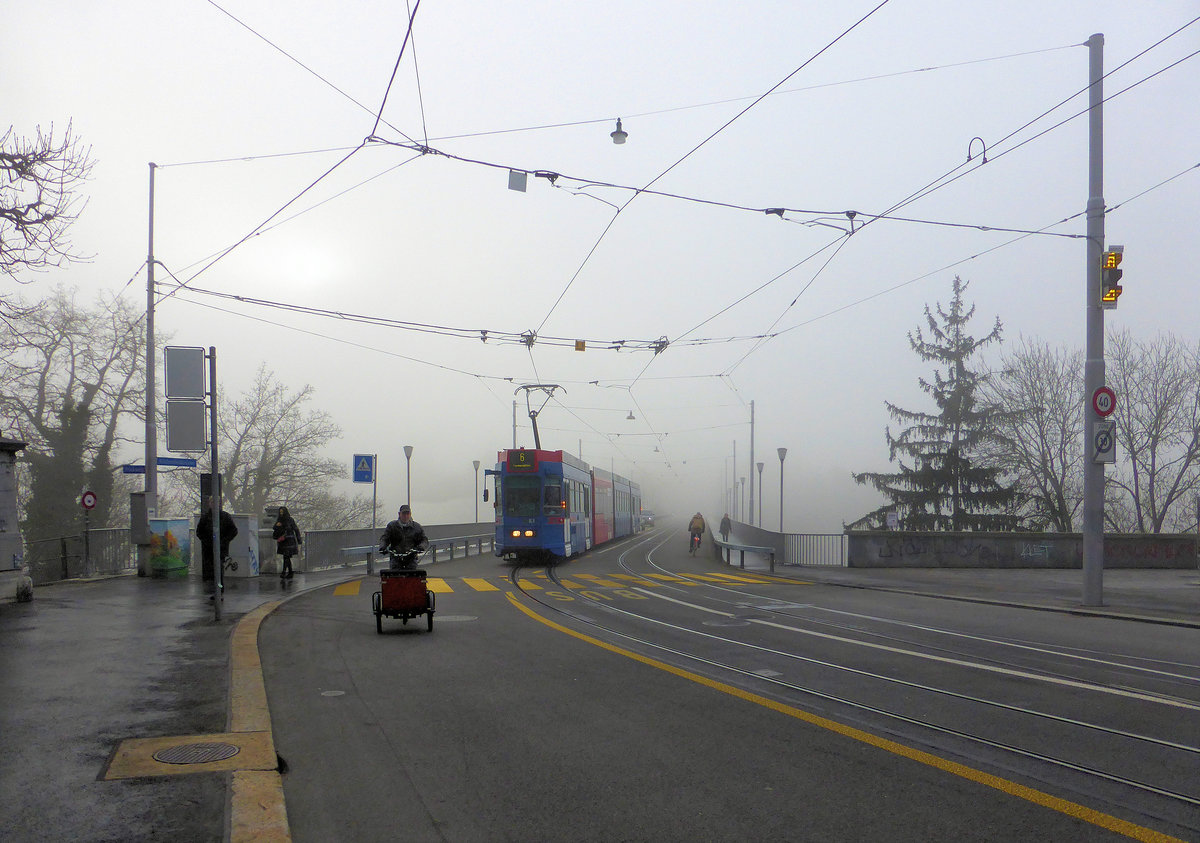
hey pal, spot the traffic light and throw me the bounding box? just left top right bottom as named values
left=1101, top=244, right=1123, bottom=308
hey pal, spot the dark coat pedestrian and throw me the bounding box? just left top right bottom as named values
left=273, top=506, right=302, bottom=579
left=719, top=514, right=732, bottom=541
left=197, top=503, right=238, bottom=584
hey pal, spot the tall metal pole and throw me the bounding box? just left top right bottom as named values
left=748, top=400, right=755, bottom=526
left=732, top=440, right=736, bottom=521
left=757, top=462, right=764, bottom=526
left=777, top=447, right=788, bottom=532
left=1082, top=33, right=1106, bottom=606
left=473, top=459, right=481, bottom=523
left=208, top=347, right=221, bottom=621
left=140, top=162, right=158, bottom=576
left=369, top=453, right=377, bottom=575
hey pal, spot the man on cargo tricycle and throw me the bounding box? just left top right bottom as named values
left=379, top=504, right=430, bottom=569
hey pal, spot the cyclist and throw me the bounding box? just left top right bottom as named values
left=379, top=504, right=430, bottom=569
left=687, top=512, right=706, bottom=553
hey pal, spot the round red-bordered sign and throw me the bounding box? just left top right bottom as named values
left=1092, top=386, right=1116, bottom=418
left=80, top=491, right=97, bottom=510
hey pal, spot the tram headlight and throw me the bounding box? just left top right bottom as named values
left=523, top=530, right=535, bottom=537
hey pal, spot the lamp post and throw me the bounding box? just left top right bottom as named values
left=777, top=447, right=788, bottom=532
left=740, top=477, right=746, bottom=522
left=403, top=445, right=414, bottom=507
left=472, top=459, right=481, bottom=524
left=756, top=462, right=764, bottom=526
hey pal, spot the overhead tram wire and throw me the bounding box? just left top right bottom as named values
left=531, top=0, right=894, bottom=337
left=371, top=0, right=423, bottom=138
left=154, top=42, right=1081, bottom=168
left=155, top=142, right=367, bottom=304
left=869, top=15, right=1200, bottom=224
left=655, top=20, right=1200, bottom=379
left=204, top=0, right=421, bottom=148
left=405, top=0, right=429, bottom=148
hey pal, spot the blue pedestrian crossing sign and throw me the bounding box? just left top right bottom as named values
left=353, top=454, right=375, bottom=483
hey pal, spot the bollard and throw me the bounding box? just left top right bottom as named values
left=739, top=549, right=745, bottom=569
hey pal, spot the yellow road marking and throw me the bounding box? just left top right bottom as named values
left=427, top=578, right=452, bottom=593
left=558, top=578, right=586, bottom=589
left=644, top=573, right=700, bottom=586
left=463, top=577, right=500, bottom=592
left=708, top=573, right=775, bottom=583
left=574, top=574, right=624, bottom=587
left=333, top=580, right=363, bottom=596
left=505, top=592, right=1185, bottom=843
left=516, top=578, right=542, bottom=590
left=610, top=574, right=661, bottom=586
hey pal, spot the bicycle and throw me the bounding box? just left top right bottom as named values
left=688, top=532, right=702, bottom=555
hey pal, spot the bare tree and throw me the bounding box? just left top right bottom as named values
left=1, top=123, right=95, bottom=277
left=191, top=364, right=363, bottom=527
left=1106, top=330, right=1200, bottom=533
left=978, top=338, right=1084, bottom=531
left=0, top=287, right=146, bottom=536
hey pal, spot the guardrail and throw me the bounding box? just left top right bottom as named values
left=337, top=532, right=495, bottom=574
left=713, top=536, right=778, bottom=572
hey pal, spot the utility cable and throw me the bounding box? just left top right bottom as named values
left=406, top=0, right=429, bottom=147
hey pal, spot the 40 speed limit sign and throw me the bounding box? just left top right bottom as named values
left=1092, top=386, right=1116, bottom=417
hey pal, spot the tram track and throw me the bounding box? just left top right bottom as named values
left=506, top=543, right=1200, bottom=831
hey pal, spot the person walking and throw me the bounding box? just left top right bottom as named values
left=719, top=513, right=732, bottom=542
left=273, top=506, right=302, bottom=579
left=379, top=504, right=429, bottom=569
left=197, top=498, right=238, bottom=598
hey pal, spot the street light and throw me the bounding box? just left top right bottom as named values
left=756, top=462, right=764, bottom=526
left=740, top=477, right=746, bottom=522
left=777, top=447, right=788, bottom=532
left=472, top=459, right=481, bottom=524
left=403, top=445, right=414, bottom=507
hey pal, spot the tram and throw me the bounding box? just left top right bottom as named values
left=487, top=448, right=641, bottom=563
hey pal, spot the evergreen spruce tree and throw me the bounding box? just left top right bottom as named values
left=849, top=276, right=1018, bottom=531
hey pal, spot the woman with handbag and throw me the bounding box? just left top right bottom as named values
left=273, top=506, right=302, bottom=579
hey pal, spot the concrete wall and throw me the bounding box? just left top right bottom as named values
left=846, top=531, right=1198, bottom=569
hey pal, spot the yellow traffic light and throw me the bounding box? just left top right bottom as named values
left=1102, top=285, right=1122, bottom=303
left=1103, top=250, right=1123, bottom=269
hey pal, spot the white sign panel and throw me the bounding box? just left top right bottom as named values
left=166, top=399, right=207, bottom=452
left=165, top=346, right=206, bottom=399
left=1093, top=420, right=1116, bottom=464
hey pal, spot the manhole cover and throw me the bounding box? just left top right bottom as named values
left=434, top=615, right=478, bottom=622
left=153, top=742, right=240, bottom=765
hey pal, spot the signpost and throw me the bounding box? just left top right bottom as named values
left=354, top=454, right=378, bottom=574
left=80, top=491, right=96, bottom=577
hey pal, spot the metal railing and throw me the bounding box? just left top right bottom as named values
left=304, top=527, right=495, bottom=573
left=25, top=529, right=134, bottom=585
left=783, top=533, right=847, bottom=567
left=714, top=537, right=778, bottom=572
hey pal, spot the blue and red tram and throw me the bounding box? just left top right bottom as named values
left=488, top=448, right=641, bottom=563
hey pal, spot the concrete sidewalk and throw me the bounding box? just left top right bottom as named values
left=0, top=566, right=363, bottom=843
left=718, top=541, right=1200, bottom=628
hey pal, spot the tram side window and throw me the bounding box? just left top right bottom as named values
left=504, top=476, right=541, bottom=518
left=544, top=482, right=566, bottom=516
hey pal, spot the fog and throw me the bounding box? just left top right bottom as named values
left=7, top=1, right=1198, bottom=531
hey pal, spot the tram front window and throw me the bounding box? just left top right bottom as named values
left=543, top=483, right=565, bottom=517
left=504, top=476, right=540, bottom=518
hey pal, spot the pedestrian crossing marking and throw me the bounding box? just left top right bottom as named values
left=644, top=574, right=701, bottom=586
left=573, top=573, right=623, bottom=587
left=610, top=574, right=661, bottom=587
left=709, top=573, right=776, bottom=584
left=331, top=574, right=786, bottom=596
left=463, top=577, right=500, bottom=592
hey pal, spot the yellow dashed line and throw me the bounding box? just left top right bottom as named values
left=505, top=592, right=1184, bottom=843
left=708, top=573, right=775, bottom=583
left=426, top=578, right=452, bottom=593
left=644, top=574, right=701, bottom=586
left=463, top=577, right=500, bottom=592
left=516, top=578, right=542, bottom=590
left=333, top=579, right=363, bottom=596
